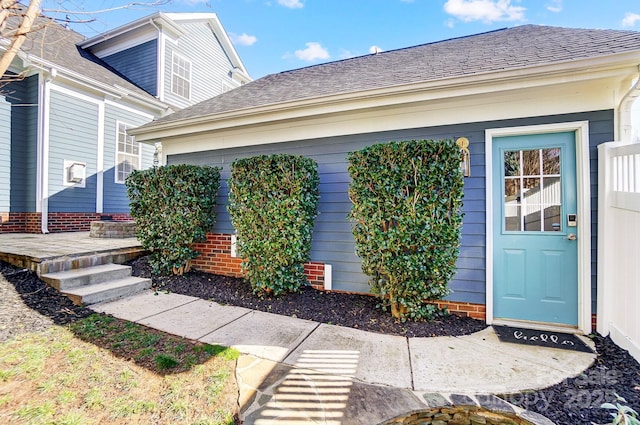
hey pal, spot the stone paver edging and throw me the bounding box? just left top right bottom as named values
left=383, top=393, right=554, bottom=425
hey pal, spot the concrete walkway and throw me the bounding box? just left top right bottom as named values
left=91, top=290, right=595, bottom=424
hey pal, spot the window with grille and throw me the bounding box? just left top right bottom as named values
left=503, top=147, right=562, bottom=232
left=171, top=52, right=191, bottom=99
left=116, top=122, right=140, bottom=183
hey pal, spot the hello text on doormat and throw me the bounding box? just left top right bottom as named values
left=493, top=325, right=594, bottom=353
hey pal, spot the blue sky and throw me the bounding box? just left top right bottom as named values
left=41, top=0, right=640, bottom=79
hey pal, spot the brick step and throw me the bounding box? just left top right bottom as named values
left=41, top=263, right=133, bottom=290
left=62, top=276, right=152, bottom=306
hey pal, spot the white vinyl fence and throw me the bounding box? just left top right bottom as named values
left=597, top=141, right=640, bottom=362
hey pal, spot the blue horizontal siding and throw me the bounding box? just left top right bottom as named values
left=169, top=110, right=613, bottom=305
left=48, top=90, right=98, bottom=213
left=0, top=95, right=11, bottom=211
left=103, top=40, right=158, bottom=96
left=4, top=76, right=38, bottom=212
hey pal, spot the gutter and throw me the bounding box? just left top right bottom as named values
left=15, top=51, right=171, bottom=114
left=78, top=12, right=185, bottom=49
left=615, top=65, right=640, bottom=143
left=131, top=55, right=638, bottom=141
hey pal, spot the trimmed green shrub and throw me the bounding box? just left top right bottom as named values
left=347, top=139, right=464, bottom=321
left=227, top=154, right=320, bottom=296
left=126, top=164, right=221, bottom=275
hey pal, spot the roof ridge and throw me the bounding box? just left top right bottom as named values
left=137, top=23, right=640, bottom=128
left=272, top=24, right=640, bottom=79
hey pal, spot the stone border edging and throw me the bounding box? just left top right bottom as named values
left=381, top=393, right=554, bottom=425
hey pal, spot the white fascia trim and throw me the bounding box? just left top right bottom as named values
left=50, top=83, right=104, bottom=105
left=21, top=56, right=169, bottom=113
left=131, top=56, right=638, bottom=140
left=85, top=29, right=158, bottom=59
left=78, top=12, right=184, bottom=49
left=104, top=99, right=155, bottom=121
left=485, top=121, right=592, bottom=333
left=206, top=15, right=251, bottom=78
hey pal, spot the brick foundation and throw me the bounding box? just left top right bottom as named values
left=0, top=212, right=132, bottom=234
left=191, top=233, right=243, bottom=278
left=304, top=262, right=325, bottom=290
left=192, top=233, right=327, bottom=288
left=0, top=212, right=41, bottom=233
left=435, top=300, right=487, bottom=320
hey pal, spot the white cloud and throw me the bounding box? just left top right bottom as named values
left=278, top=0, right=303, bottom=9
left=294, top=42, right=330, bottom=61
left=369, top=45, right=383, bottom=54
left=338, top=49, right=355, bottom=59
left=546, top=0, right=562, bottom=13
left=444, top=0, right=525, bottom=23
left=230, top=32, right=257, bottom=46
left=622, top=12, right=640, bottom=27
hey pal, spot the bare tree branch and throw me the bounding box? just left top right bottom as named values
left=42, top=0, right=171, bottom=16
left=0, top=0, right=19, bottom=34
left=1, top=0, right=173, bottom=85
left=0, top=0, right=41, bottom=78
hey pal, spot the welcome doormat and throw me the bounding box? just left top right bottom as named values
left=492, top=325, right=594, bottom=353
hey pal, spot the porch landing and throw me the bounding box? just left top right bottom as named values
left=0, top=232, right=145, bottom=275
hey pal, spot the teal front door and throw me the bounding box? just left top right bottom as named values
left=493, top=132, right=578, bottom=326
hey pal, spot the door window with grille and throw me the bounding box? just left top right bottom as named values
left=503, top=147, right=561, bottom=232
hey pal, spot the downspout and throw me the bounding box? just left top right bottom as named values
left=36, top=68, right=55, bottom=234
left=616, top=66, right=640, bottom=143
left=96, top=102, right=105, bottom=214
left=149, top=18, right=165, bottom=101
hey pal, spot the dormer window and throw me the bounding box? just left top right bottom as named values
left=171, top=52, right=191, bottom=99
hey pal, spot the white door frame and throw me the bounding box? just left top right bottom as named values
left=485, top=121, right=592, bottom=333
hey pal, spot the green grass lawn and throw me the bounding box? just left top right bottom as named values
left=0, top=314, right=239, bottom=424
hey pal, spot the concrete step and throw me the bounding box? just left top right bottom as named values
left=41, top=263, right=133, bottom=290
left=36, top=247, right=145, bottom=275
left=62, top=276, right=152, bottom=305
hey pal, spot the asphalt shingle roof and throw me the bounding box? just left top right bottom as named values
left=146, top=24, right=640, bottom=127
left=5, top=13, right=159, bottom=102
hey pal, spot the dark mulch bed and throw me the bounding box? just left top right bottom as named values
left=129, top=256, right=486, bottom=338
left=2, top=257, right=639, bottom=424
left=502, top=333, right=640, bottom=425
left=0, top=262, right=93, bottom=331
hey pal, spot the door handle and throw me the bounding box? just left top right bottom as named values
left=564, top=233, right=577, bottom=241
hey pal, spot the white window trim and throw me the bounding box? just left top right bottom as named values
left=171, top=51, right=192, bottom=100
left=485, top=121, right=592, bottom=334
left=115, top=121, right=142, bottom=184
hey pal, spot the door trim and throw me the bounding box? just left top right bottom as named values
left=485, top=121, right=592, bottom=333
